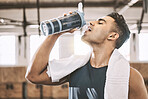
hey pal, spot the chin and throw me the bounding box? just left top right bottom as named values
left=81, top=35, right=87, bottom=42
left=81, top=36, right=91, bottom=46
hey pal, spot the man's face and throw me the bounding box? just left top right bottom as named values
left=81, top=16, right=115, bottom=45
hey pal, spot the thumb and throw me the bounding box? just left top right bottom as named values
left=69, top=28, right=77, bottom=33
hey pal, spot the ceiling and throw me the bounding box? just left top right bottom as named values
left=0, top=0, right=147, bottom=36
left=0, top=0, right=142, bottom=9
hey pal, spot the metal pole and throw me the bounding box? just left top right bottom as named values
left=37, top=0, right=41, bottom=36
left=22, top=82, right=27, bottom=99
left=118, top=0, right=139, bottom=14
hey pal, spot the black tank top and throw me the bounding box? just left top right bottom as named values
left=69, top=60, right=108, bottom=99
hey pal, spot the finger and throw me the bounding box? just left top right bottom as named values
left=63, top=13, right=67, bottom=16
left=69, top=28, right=77, bottom=33
left=69, top=11, right=72, bottom=14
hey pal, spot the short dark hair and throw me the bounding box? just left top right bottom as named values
left=107, top=12, right=130, bottom=49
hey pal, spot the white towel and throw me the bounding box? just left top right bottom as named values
left=104, top=49, right=130, bottom=99
left=46, top=52, right=91, bottom=82
left=46, top=49, right=130, bottom=99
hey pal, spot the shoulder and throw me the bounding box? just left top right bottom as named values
left=129, top=67, right=144, bottom=83
left=129, top=67, right=145, bottom=92
left=129, top=67, right=148, bottom=99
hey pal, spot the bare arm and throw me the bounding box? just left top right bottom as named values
left=25, top=32, right=69, bottom=85
left=129, top=67, right=148, bottom=99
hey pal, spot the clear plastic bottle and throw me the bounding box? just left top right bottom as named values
left=40, top=2, right=86, bottom=36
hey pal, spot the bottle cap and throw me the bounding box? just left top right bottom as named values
left=78, top=2, right=83, bottom=12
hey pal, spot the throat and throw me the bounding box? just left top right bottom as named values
left=90, top=49, right=114, bottom=68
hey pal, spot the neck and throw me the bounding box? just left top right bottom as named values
left=90, top=43, right=114, bottom=68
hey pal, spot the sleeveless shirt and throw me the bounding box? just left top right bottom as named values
left=69, top=60, right=108, bottom=99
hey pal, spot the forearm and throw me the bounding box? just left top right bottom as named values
left=25, top=28, right=74, bottom=84
left=26, top=33, right=61, bottom=77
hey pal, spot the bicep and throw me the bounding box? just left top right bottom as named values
left=129, top=67, right=148, bottom=99
left=29, top=69, right=69, bottom=85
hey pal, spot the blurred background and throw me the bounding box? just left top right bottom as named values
left=0, top=0, right=148, bottom=99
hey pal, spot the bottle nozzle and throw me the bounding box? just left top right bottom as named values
left=78, top=2, right=83, bottom=12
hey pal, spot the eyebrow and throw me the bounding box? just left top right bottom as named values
left=97, top=18, right=107, bottom=23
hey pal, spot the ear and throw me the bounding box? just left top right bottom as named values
left=107, top=32, right=119, bottom=41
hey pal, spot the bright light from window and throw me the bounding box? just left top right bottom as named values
left=118, top=39, right=130, bottom=61
left=74, top=34, right=92, bottom=55
left=139, top=33, right=148, bottom=61
left=30, top=35, right=59, bottom=61
left=0, top=36, right=15, bottom=65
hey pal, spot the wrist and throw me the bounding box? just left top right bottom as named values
left=48, top=33, right=62, bottom=39
left=46, top=32, right=64, bottom=40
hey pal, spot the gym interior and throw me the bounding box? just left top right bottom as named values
left=0, top=0, right=148, bottom=99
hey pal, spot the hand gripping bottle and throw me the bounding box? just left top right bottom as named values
left=40, top=2, right=86, bottom=36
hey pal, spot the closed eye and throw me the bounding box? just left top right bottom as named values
left=98, top=22, right=103, bottom=24
left=97, top=18, right=106, bottom=25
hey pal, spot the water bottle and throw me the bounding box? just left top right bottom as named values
left=40, top=2, right=86, bottom=36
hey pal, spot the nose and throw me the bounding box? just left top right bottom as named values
left=89, top=21, right=95, bottom=26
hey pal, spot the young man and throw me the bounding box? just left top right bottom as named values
left=25, top=12, right=148, bottom=99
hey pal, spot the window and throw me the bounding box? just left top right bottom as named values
left=0, top=36, right=15, bottom=65
left=118, top=39, right=130, bottom=61
left=139, top=33, right=148, bottom=61
left=30, top=35, right=59, bottom=61
left=74, top=33, right=91, bottom=55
